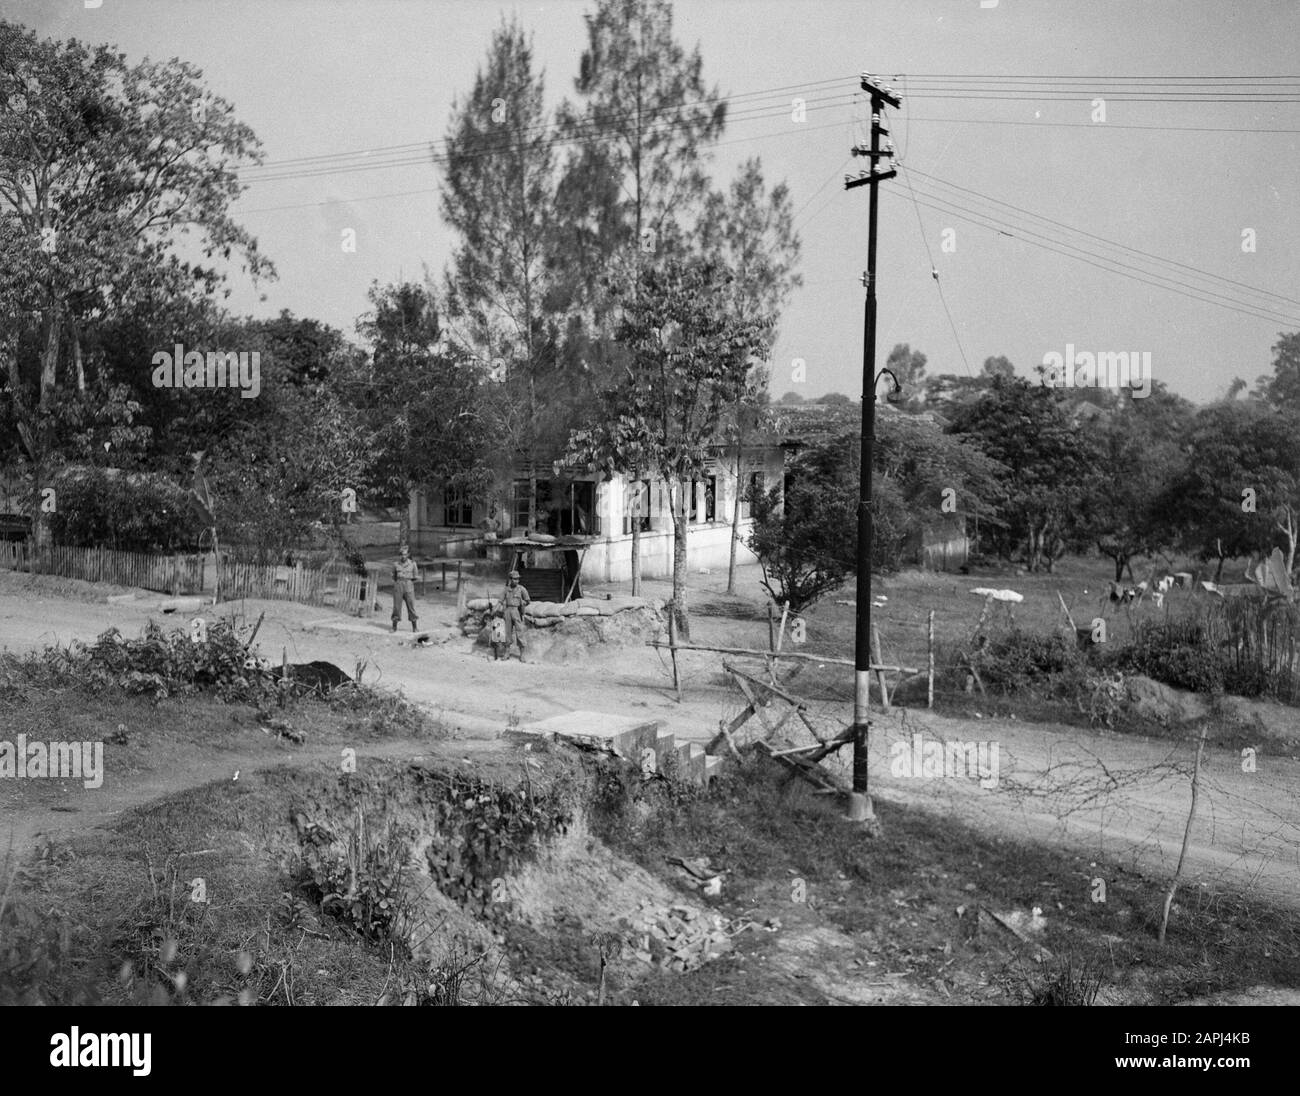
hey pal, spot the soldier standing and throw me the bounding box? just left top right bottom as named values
left=501, top=569, right=530, bottom=660
left=391, top=544, right=420, bottom=632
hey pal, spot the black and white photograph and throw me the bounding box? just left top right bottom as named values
left=0, top=0, right=1296, bottom=1069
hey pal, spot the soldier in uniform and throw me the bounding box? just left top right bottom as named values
left=391, top=544, right=420, bottom=632
left=501, top=569, right=530, bottom=660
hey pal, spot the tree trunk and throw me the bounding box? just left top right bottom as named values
left=726, top=447, right=742, bottom=595
left=527, top=372, right=538, bottom=533
left=1281, top=508, right=1297, bottom=577
left=73, top=323, right=85, bottom=393
left=39, top=303, right=59, bottom=407
left=629, top=478, right=642, bottom=597
left=1113, top=555, right=1126, bottom=583
left=670, top=479, right=690, bottom=641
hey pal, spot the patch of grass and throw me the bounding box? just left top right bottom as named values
left=1019, top=952, right=1105, bottom=1005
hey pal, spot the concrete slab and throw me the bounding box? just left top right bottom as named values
left=302, top=618, right=397, bottom=636
left=518, top=712, right=662, bottom=760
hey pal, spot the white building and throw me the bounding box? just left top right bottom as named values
left=407, top=444, right=788, bottom=583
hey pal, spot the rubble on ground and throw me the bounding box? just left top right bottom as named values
left=626, top=899, right=744, bottom=972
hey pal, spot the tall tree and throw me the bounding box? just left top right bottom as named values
left=0, top=20, right=270, bottom=535
left=439, top=17, right=572, bottom=531
left=556, top=0, right=727, bottom=295
left=697, top=157, right=802, bottom=594
left=569, top=260, right=773, bottom=638
left=348, top=282, right=493, bottom=545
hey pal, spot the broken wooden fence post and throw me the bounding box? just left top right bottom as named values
left=770, top=600, right=791, bottom=685
left=871, top=621, right=890, bottom=711
left=645, top=640, right=917, bottom=673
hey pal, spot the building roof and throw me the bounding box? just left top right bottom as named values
left=500, top=534, right=598, bottom=549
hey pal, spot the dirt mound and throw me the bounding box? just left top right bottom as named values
left=1124, top=674, right=1209, bottom=725
left=1123, top=675, right=1300, bottom=751
left=1213, top=694, right=1300, bottom=751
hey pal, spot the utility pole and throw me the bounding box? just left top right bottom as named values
left=843, top=72, right=900, bottom=823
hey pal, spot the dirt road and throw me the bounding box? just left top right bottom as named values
left=1, top=570, right=1297, bottom=908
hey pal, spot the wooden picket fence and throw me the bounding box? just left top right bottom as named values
left=0, top=539, right=375, bottom=616
left=217, top=558, right=376, bottom=617
left=0, top=540, right=205, bottom=595
left=0, top=539, right=27, bottom=572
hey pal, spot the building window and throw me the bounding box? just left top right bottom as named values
left=443, top=488, right=473, bottom=527
left=741, top=470, right=765, bottom=518
left=623, top=480, right=651, bottom=534
left=690, top=476, right=717, bottom=523
left=550, top=481, right=596, bottom=536
left=511, top=480, right=530, bottom=530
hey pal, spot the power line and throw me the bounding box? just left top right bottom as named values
left=238, top=90, right=856, bottom=185
left=236, top=117, right=855, bottom=215
left=248, top=76, right=850, bottom=174
left=897, top=164, right=973, bottom=376
left=903, top=115, right=1300, bottom=135
left=906, top=166, right=1300, bottom=310
left=899, top=188, right=1300, bottom=327
left=235, top=71, right=1300, bottom=186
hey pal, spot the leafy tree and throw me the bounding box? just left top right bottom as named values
left=569, top=259, right=773, bottom=637
left=557, top=0, right=726, bottom=277
left=885, top=343, right=928, bottom=409
left=202, top=379, right=373, bottom=561
left=778, top=390, right=805, bottom=404
left=874, top=406, right=1006, bottom=563
left=439, top=17, right=575, bottom=528
left=816, top=392, right=853, bottom=405
left=981, top=355, right=1015, bottom=379
left=696, top=157, right=801, bottom=594
left=0, top=20, right=271, bottom=536
left=1084, top=405, right=1182, bottom=581
left=247, top=310, right=357, bottom=388
left=46, top=466, right=199, bottom=551
left=947, top=376, right=1100, bottom=572
left=1157, top=401, right=1300, bottom=579
left=747, top=438, right=856, bottom=612
left=1261, top=331, right=1300, bottom=413
left=346, top=282, right=493, bottom=545
left=922, top=371, right=989, bottom=416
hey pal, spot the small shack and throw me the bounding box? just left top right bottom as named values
left=495, top=534, right=597, bottom=602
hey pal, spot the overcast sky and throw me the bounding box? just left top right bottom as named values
left=14, top=0, right=1300, bottom=404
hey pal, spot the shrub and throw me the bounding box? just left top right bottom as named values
left=295, top=810, right=414, bottom=947
left=976, top=630, right=1083, bottom=694
left=1095, top=620, right=1225, bottom=694
left=36, top=620, right=274, bottom=702
left=46, top=467, right=200, bottom=552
